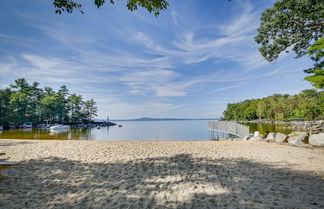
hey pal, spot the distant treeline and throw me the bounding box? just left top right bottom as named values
left=0, top=78, right=97, bottom=128
left=223, top=89, right=324, bottom=121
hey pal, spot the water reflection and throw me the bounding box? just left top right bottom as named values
left=0, top=127, right=104, bottom=140
left=241, top=122, right=295, bottom=135
left=0, top=120, right=299, bottom=141
left=0, top=121, right=211, bottom=141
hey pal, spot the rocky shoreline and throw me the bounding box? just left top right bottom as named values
left=238, top=120, right=324, bottom=135
left=240, top=131, right=324, bottom=147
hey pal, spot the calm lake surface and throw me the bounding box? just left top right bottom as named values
left=0, top=120, right=296, bottom=141
left=0, top=120, right=213, bottom=141
left=241, top=122, right=294, bottom=135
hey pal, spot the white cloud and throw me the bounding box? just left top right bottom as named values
left=124, top=0, right=268, bottom=70
left=218, top=0, right=258, bottom=37
left=0, top=33, right=10, bottom=39
left=171, top=10, right=185, bottom=28
left=96, top=99, right=180, bottom=119
left=0, top=57, right=16, bottom=75
left=206, top=82, right=245, bottom=94
left=22, top=54, right=77, bottom=75
left=119, top=69, right=204, bottom=97
left=156, top=89, right=186, bottom=97
left=1, top=0, right=306, bottom=119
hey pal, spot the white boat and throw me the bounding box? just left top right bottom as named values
left=49, top=125, right=70, bottom=132
left=23, top=122, right=32, bottom=129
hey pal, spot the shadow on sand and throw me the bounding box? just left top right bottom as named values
left=0, top=141, right=34, bottom=147
left=1, top=154, right=323, bottom=208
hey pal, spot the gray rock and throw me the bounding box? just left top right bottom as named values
left=242, top=136, right=250, bottom=141
left=288, top=134, right=308, bottom=145
left=306, top=121, right=324, bottom=134
left=254, top=131, right=260, bottom=137
left=288, top=131, right=307, bottom=137
left=309, top=133, right=324, bottom=146
left=251, top=134, right=265, bottom=141
left=275, top=133, right=288, bottom=143
left=266, top=132, right=276, bottom=141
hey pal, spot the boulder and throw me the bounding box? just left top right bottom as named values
left=288, top=131, right=307, bottom=137
left=275, top=133, right=288, bottom=143
left=254, top=131, right=260, bottom=137
left=266, top=132, right=276, bottom=141
left=288, top=134, right=308, bottom=145
left=242, top=136, right=250, bottom=141
left=306, top=121, right=324, bottom=135
left=251, top=134, right=265, bottom=141
left=309, top=133, right=324, bottom=146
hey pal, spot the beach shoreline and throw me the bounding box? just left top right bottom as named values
left=1, top=139, right=324, bottom=208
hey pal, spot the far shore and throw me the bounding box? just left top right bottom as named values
left=1, top=139, right=323, bottom=208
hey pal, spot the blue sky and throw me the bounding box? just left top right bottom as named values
left=0, top=0, right=313, bottom=119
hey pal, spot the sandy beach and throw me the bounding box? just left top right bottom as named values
left=0, top=140, right=323, bottom=209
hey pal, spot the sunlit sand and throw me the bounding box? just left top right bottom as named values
left=0, top=140, right=323, bottom=208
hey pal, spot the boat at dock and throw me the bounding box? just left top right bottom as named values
left=49, top=125, right=70, bottom=132
left=23, top=122, right=32, bottom=129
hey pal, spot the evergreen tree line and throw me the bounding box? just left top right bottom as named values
left=223, top=89, right=324, bottom=121
left=0, top=78, right=98, bottom=128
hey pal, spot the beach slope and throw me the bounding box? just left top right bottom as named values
left=0, top=140, right=323, bottom=208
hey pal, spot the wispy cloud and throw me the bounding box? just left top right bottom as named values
left=0, top=57, right=17, bottom=75
left=126, top=0, right=267, bottom=69
left=218, top=0, right=258, bottom=37
left=206, top=82, right=245, bottom=94
left=96, top=99, right=180, bottom=119
left=119, top=69, right=205, bottom=97
left=0, top=0, right=311, bottom=118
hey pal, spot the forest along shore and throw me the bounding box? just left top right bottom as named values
left=0, top=140, right=323, bottom=208
left=223, top=90, right=323, bottom=122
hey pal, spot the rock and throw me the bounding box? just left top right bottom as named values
left=251, top=134, right=265, bottom=141
left=309, top=133, right=324, bottom=146
left=242, top=136, right=250, bottom=141
left=254, top=131, right=260, bottom=137
left=305, top=121, right=324, bottom=134
left=275, top=133, right=288, bottom=143
left=266, top=132, right=276, bottom=141
left=288, top=134, right=308, bottom=145
left=288, top=131, right=307, bottom=137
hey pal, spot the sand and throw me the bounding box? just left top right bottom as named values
left=0, top=139, right=323, bottom=209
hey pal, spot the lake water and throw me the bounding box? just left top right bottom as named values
left=0, top=120, right=297, bottom=141
left=0, top=120, right=215, bottom=141
left=241, top=122, right=294, bottom=135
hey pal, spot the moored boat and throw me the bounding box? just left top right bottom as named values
left=23, top=122, right=32, bottom=129
left=49, top=125, right=70, bottom=132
